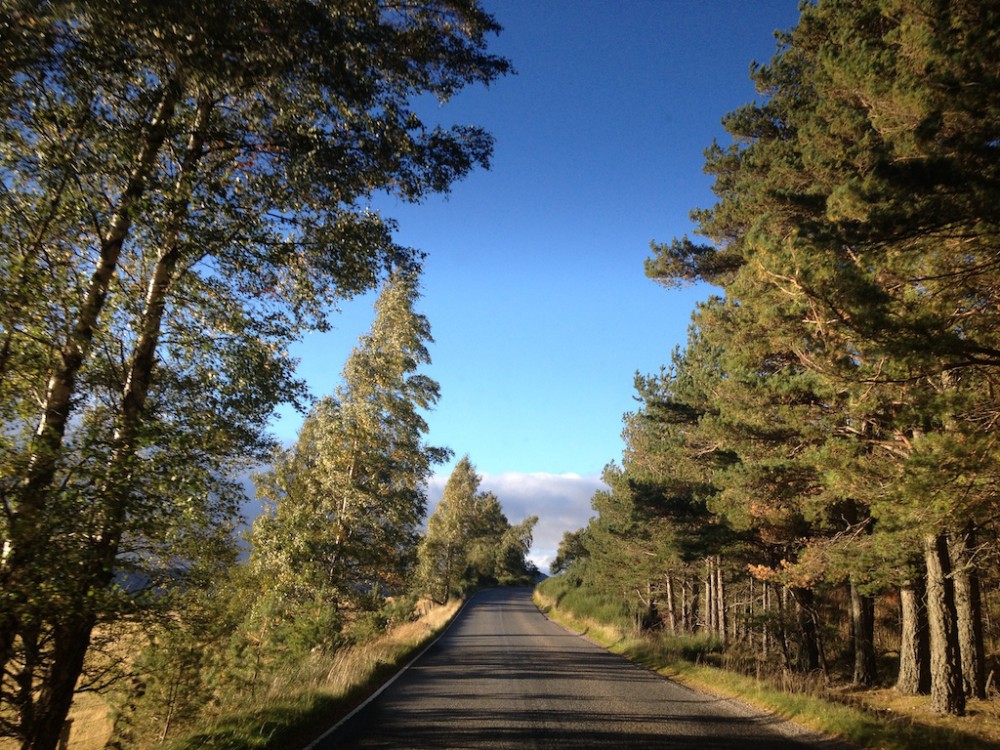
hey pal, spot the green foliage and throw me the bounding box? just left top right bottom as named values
left=538, top=591, right=998, bottom=750
left=0, top=0, right=509, bottom=741
left=382, top=594, right=420, bottom=629
left=418, top=456, right=538, bottom=602
left=574, top=0, right=1000, bottom=713
left=103, top=577, right=250, bottom=747
left=161, top=600, right=462, bottom=750
left=249, top=270, right=447, bottom=655
left=650, top=0, right=1000, bottom=614
left=347, top=588, right=419, bottom=645
left=551, top=529, right=589, bottom=575
left=165, top=693, right=341, bottom=750
left=537, top=567, right=637, bottom=633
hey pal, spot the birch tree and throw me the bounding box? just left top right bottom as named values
left=418, top=457, right=484, bottom=604
left=418, top=457, right=538, bottom=602
left=250, top=270, right=449, bottom=651
left=0, top=2, right=508, bottom=745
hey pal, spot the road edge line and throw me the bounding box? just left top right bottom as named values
left=301, top=594, right=475, bottom=750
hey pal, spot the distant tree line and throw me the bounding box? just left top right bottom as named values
left=418, top=455, right=538, bottom=605
left=556, top=0, right=1000, bottom=717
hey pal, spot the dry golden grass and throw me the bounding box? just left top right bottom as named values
left=323, top=600, right=461, bottom=698
left=834, top=686, right=1000, bottom=747
left=256, top=598, right=462, bottom=704
left=0, top=598, right=462, bottom=750
left=62, top=693, right=114, bottom=750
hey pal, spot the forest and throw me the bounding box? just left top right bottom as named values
left=546, top=0, right=1000, bottom=724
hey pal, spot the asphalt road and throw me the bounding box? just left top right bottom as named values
left=320, top=588, right=845, bottom=749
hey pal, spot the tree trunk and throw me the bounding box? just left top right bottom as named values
left=790, top=586, right=821, bottom=672
left=0, top=78, right=183, bottom=686
left=950, top=526, right=986, bottom=699
left=924, top=532, right=965, bottom=715
left=850, top=577, right=877, bottom=686
left=681, top=577, right=691, bottom=633
left=761, top=581, right=770, bottom=658
left=688, top=578, right=699, bottom=635
left=12, top=91, right=211, bottom=750
left=715, top=556, right=727, bottom=647
left=776, top=585, right=792, bottom=670
left=9, top=77, right=183, bottom=524
left=704, top=559, right=711, bottom=635
left=896, top=578, right=931, bottom=694
left=665, top=575, right=676, bottom=634
left=28, top=624, right=93, bottom=750
left=639, top=582, right=658, bottom=632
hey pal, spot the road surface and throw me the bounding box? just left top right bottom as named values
left=320, top=588, right=844, bottom=749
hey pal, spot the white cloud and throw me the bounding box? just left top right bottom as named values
left=426, top=471, right=607, bottom=575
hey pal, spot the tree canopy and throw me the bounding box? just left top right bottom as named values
left=0, top=1, right=509, bottom=745
left=563, top=0, right=1000, bottom=717
left=418, top=456, right=538, bottom=603
left=249, top=269, right=447, bottom=655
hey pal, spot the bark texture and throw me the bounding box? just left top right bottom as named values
left=896, top=579, right=931, bottom=695
left=924, top=533, right=966, bottom=715
left=10, top=87, right=208, bottom=747
left=791, top=587, right=821, bottom=672
left=850, top=578, right=877, bottom=686
left=951, top=527, right=986, bottom=699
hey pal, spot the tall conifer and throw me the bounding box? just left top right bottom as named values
left=646, top=0, right=999, bottom=713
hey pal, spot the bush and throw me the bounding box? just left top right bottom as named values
left=382, top=594, right=419, bottom=626
left=349, top=610, right=390, bottom=644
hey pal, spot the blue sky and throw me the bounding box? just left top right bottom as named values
left=269, top=1, right=803, bottom=569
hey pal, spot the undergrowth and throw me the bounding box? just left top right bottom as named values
left=165, top=599, right=462, bottom=750
left=534, top=579, right=1000, bottom=750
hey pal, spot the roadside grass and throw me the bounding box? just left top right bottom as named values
left=48, top=693, right=114, bottom=750
left=33, top=599, right=461, bottom=750
left=166, top=598, right=462, bottom=750
left=533, top=588, right=1000, bottom=750
left=72, top=696, right=115, bottom=748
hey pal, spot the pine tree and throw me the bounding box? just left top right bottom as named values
left=645, top=0, right=1000, bottom=713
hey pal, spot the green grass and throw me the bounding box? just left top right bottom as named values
left=166, top=693, right=339, bottom=750
left=534, top=585, right=1000, bottom=750
left=536, top=574, right=635, bottom=633
left=646, top=658, right=995, bottom=750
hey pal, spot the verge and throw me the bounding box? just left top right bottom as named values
left=533, top=589, right=999, bottom=750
